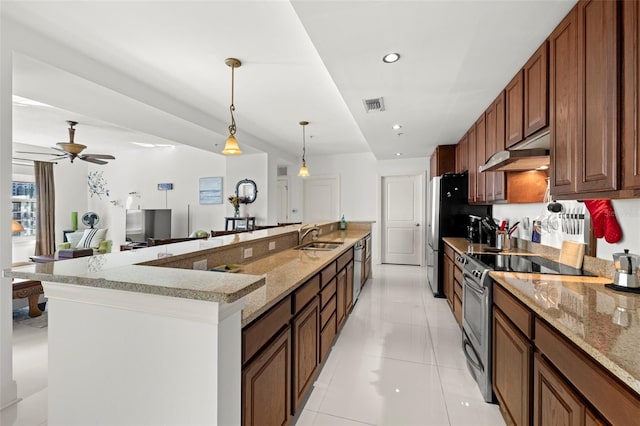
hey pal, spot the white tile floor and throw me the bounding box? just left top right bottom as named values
left=2, top=264, right=505, bottom=426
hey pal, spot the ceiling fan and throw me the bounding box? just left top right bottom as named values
left=17, top=120, right=116, bottom=165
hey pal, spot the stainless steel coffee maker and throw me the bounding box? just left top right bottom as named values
left=467, top=215, right=482, bottom=243
left=613, top=249, right=640, bottom=288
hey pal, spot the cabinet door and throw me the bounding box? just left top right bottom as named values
left=549, top=7, right=579, bottom=196
left=533, top=353, right=584, bottom=426
left=336, top=268, right=346, bottom=329
left=242, top=326, right=291, bottom=426
left=292, top=297, right=319, bottom=413
left=485, top=100, right=496, bottom=202
left=506, top=70, right=525, bottom=148
left=456, top=133, right=468, bottom=173
left=493, top=308, right=532, bottom=426
left=493, top=92, right=507, bottom=201
left=443, top=253, right=455, bottom=309
left=346, top=261, right=354, bottom=312
left=576, top=0, right=618, bottom=193
left=467, top=125, right=477, bottom=203
left=622, top=0, right=640, bottom=189
left=475, top=114, right=487, bottom=203
left=524, top=42, right=549, bottom=137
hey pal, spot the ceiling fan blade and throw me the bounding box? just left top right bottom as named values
left=81, top=154, right=115, bottom=160
left=81, top=157, right=108, bottom=165
left=15, top=150, right=67, bottom=157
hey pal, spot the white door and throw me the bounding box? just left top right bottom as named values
left=277, top=178, right=289, bottom=224
left=303, top=176, right=340, bottom=223
left=382, top=174, right=423, bottom=265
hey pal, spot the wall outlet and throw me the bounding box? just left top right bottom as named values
left=243, top=247, right=253, bottom=259
left=269, top=241, right=276, bottom=251
left=193, top=259, right=207, bottom=270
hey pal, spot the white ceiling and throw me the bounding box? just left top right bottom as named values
left=3, top=0, right=577, bottom=163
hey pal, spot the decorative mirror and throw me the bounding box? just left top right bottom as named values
left=235, top=178, right=258, bottom=204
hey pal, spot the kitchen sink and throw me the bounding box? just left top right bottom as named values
left=295, top=241, right=344, bottom=251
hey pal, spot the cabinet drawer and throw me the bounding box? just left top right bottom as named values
left=454, top=278, right=463, bottom=299
left=320, top=261, right=337, bottom=286
left=494, top=283, right=533, bottom=339
left=320, top=313, right=337, bottom=363
left=535, top=318, right=640, bottom=426
left=242, top=295, right=292, bottom=365
left=337, top=248, right=354, bottom=272
left=444, top=243, right=455, bottom=261
left=320, top=295, right=336, bottom=329
left=320, top=277, right=337, bottom=308
left=454, top=267, right=463, bottom=289
left=293, top=275, right=320, bottom=315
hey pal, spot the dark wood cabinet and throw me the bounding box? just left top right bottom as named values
left=443, top=248, right=455, bottom=309
left=475, top=114, right=487, bottom=203
left=467, top=124, right=477, bottom=203
left=484, top=92, right=507, bottom=202
left=242, top=326, right=291, bottom=426
left=533, top=353, right=584, bottom=426
left=430, top=145, right=457, bottom=179
left=524, top=42, right=549, bottom=137
left=291, top=296, right=319, bottom=413
left=622, top=0, right=640, bottom=191
left=346, top=261, right=353, bottom=313
left=336, top=268, right=346, bottom=330
left=456, top=133, right=469, bottom=173
left=549, top=7, right=579, bottom=196
left=506, top=70, right=525, bottom=148
left=576, top=0, right=618, bottom=194
left=493, top=308, right=532, bottom=426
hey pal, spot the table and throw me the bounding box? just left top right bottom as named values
left=30, top=248, right=94, bottom=263
left=12, top=279, right=44, bottom=317
left=225, top=216, right=256, bottom=231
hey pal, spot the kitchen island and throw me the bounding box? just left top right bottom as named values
left=3, top=222, right=373, bottom=426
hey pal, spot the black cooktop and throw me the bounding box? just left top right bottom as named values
left=468, top=254, right=595, bottom=277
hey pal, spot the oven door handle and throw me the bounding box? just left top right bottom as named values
left=463, top=338, right=483, bottom=371
left=463, top=273, right=485, bottom=295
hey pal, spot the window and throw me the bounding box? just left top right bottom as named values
left=12, top=180, right=37, bottom=237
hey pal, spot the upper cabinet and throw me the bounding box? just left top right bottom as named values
left=524, top=42, right=549, bottom=137
left=622, top=0, right=640, bottom=190
left=485, top=92, right=507, bottom=203
left=505, top=71, right=525, bottom=148
left=467, top=124, right=478, bottom=204
left=455, top=133, right=468, bottom=173
left=475, top=113, right=487, bottom=203
left=429, top=145, right=456, bottom=179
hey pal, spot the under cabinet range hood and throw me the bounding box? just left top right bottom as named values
left=479, top=131, right=550, bottom=172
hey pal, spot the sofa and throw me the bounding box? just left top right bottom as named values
left=58, top=229, right=112, bottom=254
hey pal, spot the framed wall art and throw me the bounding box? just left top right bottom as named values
left=199, top=177, right=223, bottom=204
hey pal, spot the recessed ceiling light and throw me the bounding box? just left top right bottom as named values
left=396, top=152, right=402, bottom=156
left=392, top=124, right=402, bottom=130
left=383, top=53, right=401, bottom=63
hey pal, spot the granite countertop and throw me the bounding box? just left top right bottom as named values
left=239, top=229, right=370, bottom=326
left=491, top=272, right=640, bottom=396
left=443, top=237, right=531, bottom=255
left=3, top=224, right=317, bottom=303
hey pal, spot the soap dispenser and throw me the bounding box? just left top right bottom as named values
left=339, top=214, right=347, bottom=230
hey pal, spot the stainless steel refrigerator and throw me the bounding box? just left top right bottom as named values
left=426, top=173, right=491, bottom=296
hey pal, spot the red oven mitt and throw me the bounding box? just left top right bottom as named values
left=583, top=200, right=622, bottom=243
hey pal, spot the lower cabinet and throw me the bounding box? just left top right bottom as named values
left=336, top=268, right=346, bottom=330
left=292, top=297, right=320, bottom=413
left=493, top=308, right=532, bottom=426
left=242, top=326, right=291, bottom=426
left=346, top=260, right=354, bottom=313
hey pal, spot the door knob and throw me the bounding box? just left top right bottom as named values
left=416, top=223, right=420, bottom=227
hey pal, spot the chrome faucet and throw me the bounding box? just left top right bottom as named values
left=298, top=224, right=320, bottom=245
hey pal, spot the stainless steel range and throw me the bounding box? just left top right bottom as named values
left=461, top=253, right=594, bottom=403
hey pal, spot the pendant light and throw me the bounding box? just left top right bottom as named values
left=298, top=121, right=310, bottom=177
left=221, top=58, right=243, bottom=155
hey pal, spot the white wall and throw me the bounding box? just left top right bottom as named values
left=87, top=145, right=227, bottom=247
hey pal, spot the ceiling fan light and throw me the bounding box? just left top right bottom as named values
left=222, top=135, right=242, bottom=155
left=57, top=141, right=86, bottom=154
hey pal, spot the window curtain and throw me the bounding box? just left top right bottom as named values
left=34, top=161, right=55, bottom=256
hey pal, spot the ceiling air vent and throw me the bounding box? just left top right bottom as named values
left=363, top=97, right=385, bottom=113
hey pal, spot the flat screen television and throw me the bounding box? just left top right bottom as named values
left=125, top=209, right=171, bottom=243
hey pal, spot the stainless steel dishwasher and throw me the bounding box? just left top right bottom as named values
left=353, top=240, right=364, bottom=304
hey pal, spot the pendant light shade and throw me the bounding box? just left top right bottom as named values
left=298, top=121, right=310, bottom=177
left=222, top=58, right=243, bottom=155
